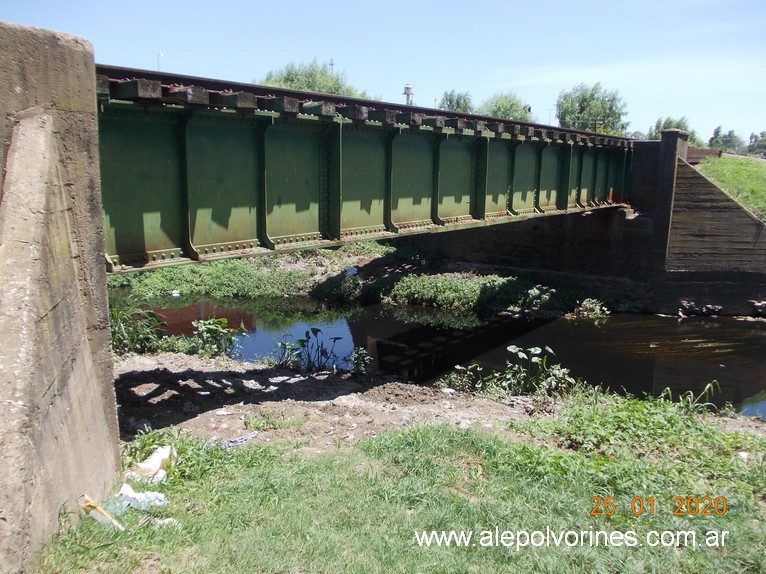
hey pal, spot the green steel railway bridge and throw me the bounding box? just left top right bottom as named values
left=96, top=66, right=633, bottom=271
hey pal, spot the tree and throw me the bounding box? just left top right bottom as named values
left=748, top=131, right=766, bottom=156
left=556, top=83, right=629, bottom=135
left=259, top=60, right=368, bottom=98
left=709, top=126, right=746, bottom=154
left=476, top=92, right=534, bottom=122
left=647, top=117, right=704, bottom=146
left=438, top=90, right=474, bottom=113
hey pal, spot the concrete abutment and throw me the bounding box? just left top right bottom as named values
left=0, top=22, right=119, bottom=573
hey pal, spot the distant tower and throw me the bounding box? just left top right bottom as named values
left=329, top=58, right=334, bottom=72
left=403, top=84, right=414, bottom=106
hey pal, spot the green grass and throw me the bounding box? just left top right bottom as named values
left=381, top=272, right=584, bottom=316
left=243, top=410, right=309, bottom=432
left=512, top=387, right=765, bottom=500
left=108, top=297, right=164, bottom=355
left=107, top=242, right=597, bottom=321
left=108, top=258, right=317, bottom=301
left=40, top=390, right=765, bottom=574
left=698, top=155, right=766, bottom=220
left=107, top=241, right=399, bottom=302
left=337, top=240, right=397, bottom=258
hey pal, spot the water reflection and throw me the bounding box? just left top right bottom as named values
left=238, top=318, right=354, bottom=367
left=465, top=314, right=766, bottom=420
left=156, top=300, right=766, bottom=421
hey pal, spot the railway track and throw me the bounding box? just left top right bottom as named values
left=96, top=64, right=633, bottom=149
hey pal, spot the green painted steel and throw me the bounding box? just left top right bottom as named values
left=337, top=127, right=388, bottom=237
left=484, top=140, right=511, bottom=217
left=186, top=112, right=261, bottom=256
left=100, top=105, right=186, bottom=266
left=437, top=137, right=474, bottom=222
left=391, top=133, right=435, bottom=230
left=539, top=143, right=562, bottom=211
left=98, top=100, right=633, bottom=270
left=580, top=148, right=597, bottom=206
left=594, top=149, right=609, bottom=204
left=565, top=145, right=581, bottom=208
left=511, top=143, right=537, bottom=214
left=264, top=121, right=325, bottom=246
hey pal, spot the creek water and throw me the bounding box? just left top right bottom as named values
left=155, top=300, right=766, bottom=421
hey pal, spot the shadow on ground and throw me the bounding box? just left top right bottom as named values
left=114, top=361, right=391, bottom=441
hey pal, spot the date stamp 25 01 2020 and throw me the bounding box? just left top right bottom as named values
left=590, top=495, right=728, bottom=517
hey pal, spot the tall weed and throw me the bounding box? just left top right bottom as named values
left=158, top=316, right=244, bottom=358
left=109, top=297, right=163, bottom=355
left=437, top=345, right=578, bottom=399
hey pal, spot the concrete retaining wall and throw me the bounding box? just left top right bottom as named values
left=645, top=133, right=766, bottom=314
left=667, top=160, right=766, bottom=272
left=0, top=22, right=119, bottom=573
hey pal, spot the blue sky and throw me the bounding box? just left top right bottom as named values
left=3, top=0, right=764, bottom=141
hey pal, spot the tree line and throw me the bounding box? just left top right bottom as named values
left=258, top=61, right=761, bottom=155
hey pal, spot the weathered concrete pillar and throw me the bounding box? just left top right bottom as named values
left=0, top=22, right=119, bottom=573
left=650, top=129, right=689, bottom=271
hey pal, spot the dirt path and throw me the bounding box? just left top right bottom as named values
left=113, top=353, right=552, bottom=451
left=114, top=353, right=765, bottom=452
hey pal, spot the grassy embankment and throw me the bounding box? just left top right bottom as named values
left=698, top=155, right=766, bottom=221
left=39, top=387, right=765, bottom=573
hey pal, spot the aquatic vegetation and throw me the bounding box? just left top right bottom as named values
left=271, top=327, right=345, bottom=372
left=110, top=295, right=244, bottom=358
left=565, top=297, right=611, bottom=321
left=269, top=328, right=370, bottom=374
left=437, top=345, right=579, bottom=399
left=381, top=273, right=586, bottom=317
left=382, top=273, right=495, bottom=310
left=346, top=346, right=372, bottom=375
left=157, top=316, right=245, bottom=358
